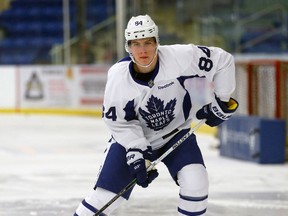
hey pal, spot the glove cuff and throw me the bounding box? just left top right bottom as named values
left=212, top=96, right=239, bottom=120
left=126, top=149, right=143, bottom=165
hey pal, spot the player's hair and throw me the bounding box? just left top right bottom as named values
left=127, top=37, right=157, bottom=46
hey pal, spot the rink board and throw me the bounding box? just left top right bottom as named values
left=219, top=115, right=286, bottom=164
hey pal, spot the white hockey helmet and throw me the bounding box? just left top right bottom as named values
left=125, top=15, right=159, bottom=52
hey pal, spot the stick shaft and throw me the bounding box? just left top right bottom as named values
left=148, top=120, right=205, bottom=171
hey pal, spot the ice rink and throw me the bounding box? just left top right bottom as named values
left=0, top=114, right=287, bottom=216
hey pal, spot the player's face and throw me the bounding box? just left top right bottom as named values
left=129, top=37, right=157, bottom=68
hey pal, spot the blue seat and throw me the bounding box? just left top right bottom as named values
left=0, top=50, right=36, bottom=64
left=0, top=38, right=14, bottom=48
left=26, top=7, right=42, bottom=18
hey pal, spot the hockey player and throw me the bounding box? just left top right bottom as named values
left=74, top=14, right=238, bottom=216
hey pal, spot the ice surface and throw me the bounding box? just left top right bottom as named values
left=0, top=114, right=287, bottom=216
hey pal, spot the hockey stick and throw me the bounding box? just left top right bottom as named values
left=94, top=119, right=205, bottom=216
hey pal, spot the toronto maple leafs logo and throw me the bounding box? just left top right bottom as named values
left=139, top=95, right=176, bottom=131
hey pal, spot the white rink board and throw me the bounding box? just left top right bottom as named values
left=0, top=114, right=287, bottom=216
left=0, top=65, right=109, bottom=112
left=0, top=66, right=16, bottom=108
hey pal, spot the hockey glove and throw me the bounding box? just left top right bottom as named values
left=126, top=148, right=159, bottom=188
left=196, top=95, right=239, bottom=127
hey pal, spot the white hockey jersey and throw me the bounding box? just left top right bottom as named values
left=102, top=44, right=235, bottom=151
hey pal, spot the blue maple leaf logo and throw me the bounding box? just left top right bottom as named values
left=139, top=95, right=176, bottom=131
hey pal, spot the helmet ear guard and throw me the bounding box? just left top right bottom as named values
left=125, top=41, right=131, bottom=53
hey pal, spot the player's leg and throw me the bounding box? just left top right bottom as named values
left=74, top=187, right=126, bottom=216
left=177, top=164, right=208, bottom=215
left=74, top=141, right=135, bottom=216
left=162, top=130, right=208, bottom=215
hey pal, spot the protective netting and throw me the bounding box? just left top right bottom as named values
left=234, top=63, right=249, bottom=115
left=235, top=60, right=287, bottom=120
left=255, top=65, right=276, bottom=118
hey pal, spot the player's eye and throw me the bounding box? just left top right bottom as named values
left=131, top=42, right=140, bottom=47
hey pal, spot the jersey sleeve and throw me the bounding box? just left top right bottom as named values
left=102, top=64, right=150, bottom=151
left=210, top=47, right=235, bottom=102
left=192, top=45, right=236, bottom=102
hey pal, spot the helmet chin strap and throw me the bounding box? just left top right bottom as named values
left=130, top=47, right=158, bottom=69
